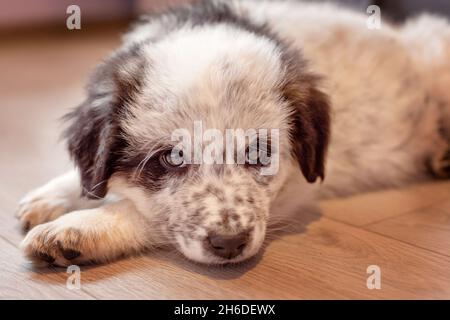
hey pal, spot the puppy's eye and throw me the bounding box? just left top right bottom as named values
left=159, top=149, right=187, bottom=170
left=245, top=146, right=260, bottom=165
left=245, top=144, right=272, bottom=166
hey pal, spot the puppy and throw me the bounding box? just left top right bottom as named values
left=17, top=0, right=450, bottom=267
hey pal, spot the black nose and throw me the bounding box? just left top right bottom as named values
left=207, top=233, right=249, bottom=259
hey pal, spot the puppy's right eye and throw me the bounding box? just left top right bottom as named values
left=159, top=149, right=187, bottom=170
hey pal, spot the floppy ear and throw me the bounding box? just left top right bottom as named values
left=63, top=47, right=145, bottom=199
left=64, top=98, right=119, bottom=199
left=281, top=50, right=331, bottom=183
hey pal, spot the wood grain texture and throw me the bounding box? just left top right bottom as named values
left=320, top=181, right=450, bottom=227
left=1, top=25, right=450, bottom=300
left=65, top=217, right=450, bottom=299
left=366, top=204, right=450, bottom=257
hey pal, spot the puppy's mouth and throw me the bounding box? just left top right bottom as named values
left=172, top=224, right=265, bottom=265
left=180, top=245, right=259, bottom=265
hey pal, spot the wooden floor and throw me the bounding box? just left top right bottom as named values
left=1, top=27, right=450, bottom=300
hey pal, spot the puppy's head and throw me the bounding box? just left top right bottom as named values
left=65, top=3, right=330, bottom=264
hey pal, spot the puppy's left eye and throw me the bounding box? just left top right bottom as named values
left=245, top=146, right=259, bottom=165
left=245, top=143, right=272, bottom=167
left=159, top=149, right=187, bottom=170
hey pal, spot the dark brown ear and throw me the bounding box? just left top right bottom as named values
left=63, top=46, right=146, bottom=199
left=281, top=50, right=331, bottom=183
left=64, top=98, right=120, bottom=199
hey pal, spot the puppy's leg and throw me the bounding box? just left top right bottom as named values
left=430, top=137, right=450, bottom=178
left=21, top=199, right=153, bottom=267
left=16, top=170, right=103, bottom=231
left=427, top=63, right=450, bottom=179
left=402, top=15, right=450, bottom=178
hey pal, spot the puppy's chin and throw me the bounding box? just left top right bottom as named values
left=177, top=244, right=261, bottom=265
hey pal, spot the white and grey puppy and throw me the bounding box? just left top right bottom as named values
left=17, top=0, right=450, bottom=266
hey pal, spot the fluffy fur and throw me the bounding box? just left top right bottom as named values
left=17, top=0, right=450, bottom=266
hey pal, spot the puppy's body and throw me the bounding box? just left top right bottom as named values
left=246, top=1, right=448, bottom=197
left=18, top=0, right=450, bottom=266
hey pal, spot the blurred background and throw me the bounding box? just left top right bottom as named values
left=1, top=0, right=450, bottom=31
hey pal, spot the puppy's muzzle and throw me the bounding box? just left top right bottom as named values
left=205, top=231, right=249, bottom=259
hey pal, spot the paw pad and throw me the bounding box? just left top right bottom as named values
left=60, top=248, right=81, bottom=260
left=36, top=251, right=55, bottom=264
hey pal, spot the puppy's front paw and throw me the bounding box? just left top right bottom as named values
left=16, top=191, right=69, bottom=231
left=21, top=220, right=88, bottom=267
